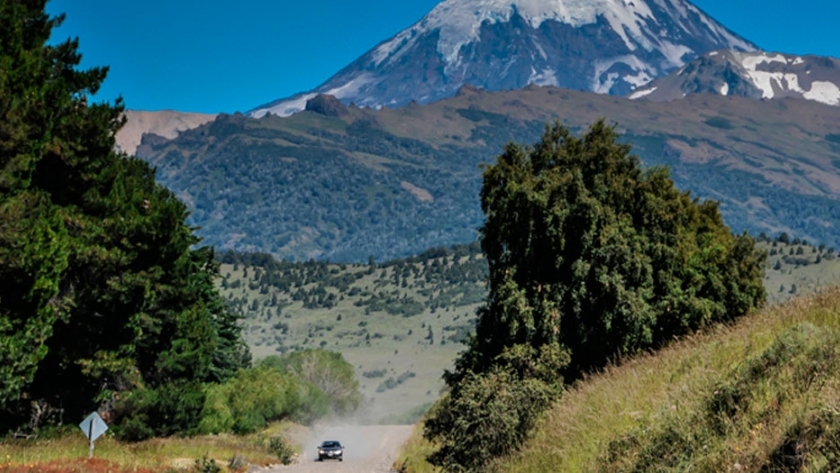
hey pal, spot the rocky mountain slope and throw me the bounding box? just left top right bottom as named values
left=137, top=86, right=840, bottom=262
left=251, top=0, right=756, bottom=117
left=116, top=110, right=217, bottom=155
left=629, top=50, right=840, bottom=105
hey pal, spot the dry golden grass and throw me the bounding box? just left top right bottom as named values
left=397, top=287, right=840, bottom=472
left=0, top=422, right=298, bottom=472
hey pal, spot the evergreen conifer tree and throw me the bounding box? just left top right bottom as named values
left=0, top=0, right=248, bottom=434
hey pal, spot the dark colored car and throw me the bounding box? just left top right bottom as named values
left=317, top=440, right=344, bottom=461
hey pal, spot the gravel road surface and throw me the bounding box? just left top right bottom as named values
left=264, top=425, right=414, bottom=473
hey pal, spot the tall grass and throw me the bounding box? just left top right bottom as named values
left=397, top=287, right=840, bottom=472
left=0, top=422, right=297, bottom=472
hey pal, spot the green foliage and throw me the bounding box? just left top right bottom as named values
left=424, top=344, right=567, bottom=472
left=197, top=367, right=318, bottom=435
left=425, top=120, right=765, bottom=471
left=0, top=1, right=248, bottom=434
left=111, top=381, right=206, bottom=441
left=268, top=436, right=296, bottom=465
left=467, top=120, right=766, bottom=378
left=260, top=349, right=361, bottom=415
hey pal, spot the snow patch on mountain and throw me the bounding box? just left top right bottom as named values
left=252, top=74, right=376, bottom=118
left=740, top=53, right=830, bottom=101
left=628, top=50, right=840, bottom=107
left=804, top=82, right=840, bottom=106
left=593, top=55, right=655, bottom=93
left=529, top=67, right=558, bottom=86
left=628, top=86, right=657, bottom=99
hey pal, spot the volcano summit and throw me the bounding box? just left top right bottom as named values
left=251, top=0, right=757, bottom=117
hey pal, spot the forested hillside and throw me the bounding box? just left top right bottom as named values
left=138, top=88, right=840, bottom=262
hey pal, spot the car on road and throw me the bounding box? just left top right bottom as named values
left=317, top=440, right=344, bottom=461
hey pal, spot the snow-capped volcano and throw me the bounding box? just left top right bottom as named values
left=629, top=50, right=840, bottom=106
left=250, top=0, right=757, bottom=117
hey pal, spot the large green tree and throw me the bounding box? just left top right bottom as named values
left=425, top=120, right=766, bottom=471
left=0, top=0, right=248, bottom=433
left=460, top=119, right=766, bottom=378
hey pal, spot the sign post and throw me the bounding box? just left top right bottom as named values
left=78, top=412, right=108, bottom=459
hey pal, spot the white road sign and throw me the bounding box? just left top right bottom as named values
left=79, top=412, right=108, bottom=442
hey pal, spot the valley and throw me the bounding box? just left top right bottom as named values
left=222, top=238, right=840, bottom=425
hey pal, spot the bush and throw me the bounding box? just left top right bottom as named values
left=425, top=344, right=567, bottom=471
left=424, top=367, right=558, bottom=471
left=259, top=349, right=361, bottom=415
left=268, top=436, right=295, bottom=465
left=193, top=454, right=222, bottom=473
left=198, top=367, right=302, bottom=435
left=112, top=381, right=206, bottom=441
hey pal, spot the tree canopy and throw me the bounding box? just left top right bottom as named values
left=0, top=0, right=248, bottom=434
left=464, top=119, right=766, bottom=378
left=425, top=120, right=766, bottom=471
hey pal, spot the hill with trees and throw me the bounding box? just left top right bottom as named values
left=138, top=88, right=840, bottom=262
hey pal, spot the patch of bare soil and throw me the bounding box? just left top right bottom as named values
left=116, top=110, right=217, bottom=155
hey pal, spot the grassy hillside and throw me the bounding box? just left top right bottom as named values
left=218, top=243, right=486, bottom=424
left=394, top=258, right=840, bottom=472
left=139, top=87, right=840, bottom=261
left=221, top=238, right=839, bottom=426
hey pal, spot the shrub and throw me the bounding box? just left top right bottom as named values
left=261, top=349, right=361, bottom=415
left=268, top=436, right=296, bottom=465
left=425, top=344, right=567, bottom=471
left=424, top=366, right=559, bottom=471
left=193, top=454, right=222, bottom=473
left=112, top=381, right=206, bottom=441
left=198, top=367, right=301, bottom=435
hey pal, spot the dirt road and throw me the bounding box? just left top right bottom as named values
left=265, top=425, right=414, bottom=473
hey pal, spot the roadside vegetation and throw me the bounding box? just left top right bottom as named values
left=392, top=120, right=840, bottom=473
left=395, top=287, right=840, bottom=472
left=0, top=3, right=356, bottom=471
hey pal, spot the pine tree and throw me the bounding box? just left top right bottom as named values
left=0, top=0, right=248, bottom=433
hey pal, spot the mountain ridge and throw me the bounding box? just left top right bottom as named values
left=116, top=110, right=217, bottom=155
left=630, top=50, right=840, bottom=105
left=138, top=85, right=840, bottom=262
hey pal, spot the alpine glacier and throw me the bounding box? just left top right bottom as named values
left=250, top=0, right=757, bottom=117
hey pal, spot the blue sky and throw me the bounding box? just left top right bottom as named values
left=47, top=0, right=840, bottom=114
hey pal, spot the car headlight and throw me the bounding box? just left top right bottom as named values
left=319, top=450, right=324, bottom=454
left=336, top=450, right=342, bottom=454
